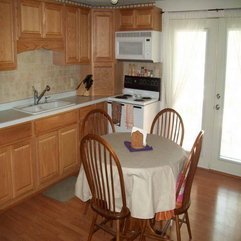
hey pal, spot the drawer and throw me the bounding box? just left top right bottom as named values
left=0, top=122, right=32, bottom=146
left=34, top=110, right=78, bottom=135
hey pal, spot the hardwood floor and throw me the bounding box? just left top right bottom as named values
left=0, top=168, right=241, bottom=241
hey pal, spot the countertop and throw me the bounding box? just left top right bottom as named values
left=0, top=94, right=109, bottom=129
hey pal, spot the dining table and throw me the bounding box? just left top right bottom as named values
left=75, top=132, right=187, bottom=220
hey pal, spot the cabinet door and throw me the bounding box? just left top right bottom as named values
left=19, top=0, right=43, bottom=39
left=0, top=0, right=16, bottom=70
left=117, top=7, right=161, bottom=31
left=135, top=8, right=153, bottom=30
left=79, top=105, right=96, bottom=139
left=79, top=8, right=91, bottom=63
left=0, top=147, right=12, bottom=206
left=12, top=140, right=34, bottom=198
left=44, top=2, right=64, bottom=39
left=37, top=132, right=59, bottom=186
left=65, top=6, right=79, bottom=64
left=118, top=9, right=135, bottom=30
left=96, top=102, right=107, bottom=112
left=59, top=124, right=79, bottom=174
left=92, top=10, right=114, bottom=62
left=92, top=63, right=115, bottom=95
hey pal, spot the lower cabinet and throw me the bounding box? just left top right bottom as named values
left=59, top=124, right=79, bottom=175
left=0, top=139, right=34, bottom=208
left=0, top=147, right=12, bottom=206
left=12, top=140, right=34, bottom=198
left=35, top=110, right=79, bottom=189
left=36, top=131, right=59, bottom=186
left=0, top=105, right=106, bottom=210
left=79, top=102, right=106, bottom=140
left=0, top=122, right=34, bottom=209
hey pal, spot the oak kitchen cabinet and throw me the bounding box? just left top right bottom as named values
left=92, top=9, right=114, bottom=63
left=34, top=110, right=79, bottom=189
left=0, top=0, right=16, bottom=70
left=53, top=5, right=91, bottom=65
left=117, top=7, right=161, bottom=31
left=0, top=103, right=108, bottom=211
left=0, top=122, right=34, bottom=209
left=17, top=0, right=64, bottom=52
left=91, top=9, right=115, bottom=96
left=79, top=102, right=106, bottom=138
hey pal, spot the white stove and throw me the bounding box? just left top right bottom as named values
left=107, top=75, right=161, bottom=133
left=108, top=75, right=160, bottom=106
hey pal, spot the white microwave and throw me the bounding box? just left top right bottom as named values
left=115, top=30, right=161, bottom=62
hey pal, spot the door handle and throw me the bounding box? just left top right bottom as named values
left=215, top=104, right=220, bottom=110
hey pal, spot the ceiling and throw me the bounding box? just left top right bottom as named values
left=72, top=0, right=160, bottom=7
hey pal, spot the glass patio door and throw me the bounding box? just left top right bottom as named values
left=210, top=18, right=241, bottom=176
left=169, top=16, right=241, bottom=176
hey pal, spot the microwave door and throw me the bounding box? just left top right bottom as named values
left=116, top=38, right=145, bottom=60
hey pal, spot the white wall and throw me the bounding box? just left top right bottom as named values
left=156, top=0, right=241, bottom=11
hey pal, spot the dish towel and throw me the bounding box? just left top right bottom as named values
left=126, top=104, right=134, bottom=129
left=111, top=102, right=122, bottom=126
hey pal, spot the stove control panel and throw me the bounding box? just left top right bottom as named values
left=124, top=75, right=161, bottom=92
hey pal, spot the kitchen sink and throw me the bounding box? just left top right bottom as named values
left=14, top=100, right=75, bottom=114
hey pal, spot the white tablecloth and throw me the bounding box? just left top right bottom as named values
left=75, top=133, right=187, bottom=219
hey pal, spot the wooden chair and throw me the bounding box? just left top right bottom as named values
left=158, top=130, right=204, bottom=241
left=81, top=108, right=115, bottom=137
left=81, top=109, right=115, bottom=214
left=80, top=134, right=137, bottom=241
left=150, top=108, right=184, bottom=146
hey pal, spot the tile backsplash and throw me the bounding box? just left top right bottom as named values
left=0, top=49, right=80, bottom=104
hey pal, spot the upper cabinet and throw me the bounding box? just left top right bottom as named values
left=117, top=7, right=162, bottom=31
left=44, top=3, right=64, bottom=39
left=92, top=9, right=114, bottom=62
left=64, top=6, right=79, bottom=63
left=17, top=0, right=64, bottom=53
left=53, top=6, right=91, bottom=65
left=18, top=0, right=43, bottom=39
left=0, top=0, right=16, bottom=70
left=79, top=8, right=91, bottom=63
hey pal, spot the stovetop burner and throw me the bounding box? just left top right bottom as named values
left=142, top=97, right=152, bottom=100
left=115, top=94, right=132, bottom=99
left=115, top=95, right=153, bottom=102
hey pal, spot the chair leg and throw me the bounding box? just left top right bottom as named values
left=83, top=201, right=90, bottom=215
left=175, top=215, right=181, bottom=241
left=139, top=220, right=147, bottom=241
left=185, top=211, right=192, bottom=239
left=88, top=213, right=98, bottom=241
left=116, top=219, right=120, bottom=241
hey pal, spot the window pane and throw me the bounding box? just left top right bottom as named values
left=173, top=30, right=206, bottom=149
left=220, top=29, right=241, bottom=162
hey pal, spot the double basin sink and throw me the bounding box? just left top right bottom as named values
left=14, top=100, right=75, bottom=115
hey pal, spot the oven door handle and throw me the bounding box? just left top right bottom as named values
left=107, top=101, right=124, bottom=106
left=133, top=105, right=142, bottom=109
left=107, top=102, right=142, bottom=109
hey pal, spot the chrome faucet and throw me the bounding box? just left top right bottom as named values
left=32, top=85, right=51, bottom=105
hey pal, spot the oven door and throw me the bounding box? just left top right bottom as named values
left=107, top=102, right=144, bottom=132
